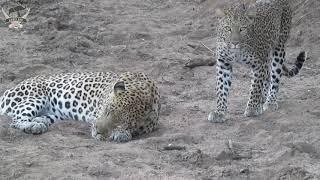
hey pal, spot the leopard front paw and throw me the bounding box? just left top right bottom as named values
left=24, top=122, right=48, bottom=135
left=33, top=117, right=51, bottom=127
left=208, top=111, right=225, bottom=123
left=263, top=101, right=278, bottom=112
left=109, top=129, right=132, bottom=143
left=244, top=105, right=263, bottom=117
left=94, top=134, right=107, bottom=141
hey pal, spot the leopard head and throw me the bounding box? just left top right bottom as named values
left=216, top=0, right=257, bottom=50
left=92, top=80, right=147, bottom=140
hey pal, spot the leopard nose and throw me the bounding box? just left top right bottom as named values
left=232, top=41, right=239, bottom=46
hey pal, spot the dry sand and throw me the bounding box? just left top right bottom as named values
left=0, top=0, right=319, bottom=179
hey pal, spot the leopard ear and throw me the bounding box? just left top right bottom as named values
left=246, top=0, right=257, bottom=17
left=245, top=1, right=257, bottom=24
left=114, top=81, right=125, bottom=94
left=243, top=0, right=256, bottom=6
left=215, top=8, right=225, bottom=17
left=247, top=7, right=257, bottom=17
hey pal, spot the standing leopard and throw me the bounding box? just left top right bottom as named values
left=0, top=72, right=160, bottom=142
left=208, top=0, right=307, bottom=122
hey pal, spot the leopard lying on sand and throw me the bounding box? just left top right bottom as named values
left=0, top=72, right=160, bottom=142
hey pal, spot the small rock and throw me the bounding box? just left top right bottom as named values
left=2, top=72, right=17, bottom=82
left=240, top=167, right=249, bottom=175
left=25, top=162, right=33, bottom=167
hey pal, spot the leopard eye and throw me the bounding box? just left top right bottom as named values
left=239, top=27, right=247, bottom=32
left=224, top=26, right=232, bottom=32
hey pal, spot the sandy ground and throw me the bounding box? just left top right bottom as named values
left=0, top=0, right=320, bottom=179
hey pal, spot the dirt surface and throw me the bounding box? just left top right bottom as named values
left=0, top=0, right=320, bottom=179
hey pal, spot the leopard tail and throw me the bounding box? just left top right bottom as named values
left=282, top=51, right=307, bottom=77
left=0, top=95, right=4, bottom=115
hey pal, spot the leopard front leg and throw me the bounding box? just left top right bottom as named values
left=244, top=63, right=265, bottom=117
left=208, top=58, right=232, bottom=123
left=261, top=63, right=271, bottom=105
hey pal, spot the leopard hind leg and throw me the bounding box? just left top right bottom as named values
left=263, top=44, right=285, bottom=112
